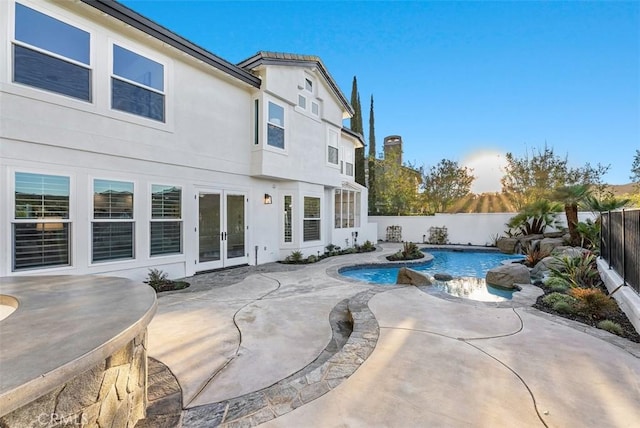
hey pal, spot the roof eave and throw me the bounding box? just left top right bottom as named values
left=239, top=53, right=354, bottom=116
left=342, top=127, right=365, bottom=148
left=80, top=0, right=261, bottom=88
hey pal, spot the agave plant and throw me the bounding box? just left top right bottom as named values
left=548, top=253, right=600, bottom=289
left=507, top=199, right=563, bottom=236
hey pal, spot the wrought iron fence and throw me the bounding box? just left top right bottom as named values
left=601, top=209, right=640, bottom=293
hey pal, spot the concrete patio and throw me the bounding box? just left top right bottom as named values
left=142, top=244, right=640, bottom=427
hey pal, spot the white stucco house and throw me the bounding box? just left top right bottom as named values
left=0, top=0, right=375, bottom=280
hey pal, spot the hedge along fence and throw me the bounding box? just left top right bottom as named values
left=601, top=209, right=640, bottom=294
left=370, top=212, right=596, bottom=247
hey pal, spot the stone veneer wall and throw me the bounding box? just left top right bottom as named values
left=0, top=332, right=147, bottom=428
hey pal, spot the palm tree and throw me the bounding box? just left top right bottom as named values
left=554, top=184, right=591, bottom=246
left=584, top=195, right=630, bottom=215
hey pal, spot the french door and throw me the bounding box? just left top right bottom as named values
left=197, top=190, right=247, bottom=271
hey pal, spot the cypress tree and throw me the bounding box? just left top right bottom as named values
left=368, top=95, right=377, bottom=214
left=350, top=76, right=366, bottom=186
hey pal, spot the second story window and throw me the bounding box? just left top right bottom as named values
left=13, top=3, right=91, bottom=101
left=267, top=101, right=285, bottom=149
left=112, top=44, right=165, bottom=122
left=327, top=130, right=339, bottom=165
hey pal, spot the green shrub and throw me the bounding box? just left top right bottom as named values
left=597, top=320, right=624, bottom=336
left=552, top=301, right=575, bottom=314
left=145, top=268, right=170, bottom=292
left=306, top=255, right=317, bottom=263
left=360, top=240, right=375, bottom=252
left=545, top=276, right=570, bottom=292
left=386, top=242, right=424, bottom=261
left=542, top=292, right=577, bottom=307
left=144, top=268, right=188, bottom=292
left=288, top=251, right=304, bottom=263
left=325, top=244, right=338, bottom=255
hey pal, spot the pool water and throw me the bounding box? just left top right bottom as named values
left=340, top=249, right=525, bottom=302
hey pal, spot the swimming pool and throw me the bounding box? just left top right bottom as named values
left=340, top=249, right=525, bottom=302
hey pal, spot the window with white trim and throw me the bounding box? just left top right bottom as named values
left=327, top=129, right=339, bottom=165
left=346, top=162, right=354, bottom=177
left=305, top=78, right=313, bottom=92
left=334, top=189, right=361, bottom=228
left=283, top=195, right=293, bottom=243
left=150, top=185, right=182, bottom=255
left=342, top=148, right=354, bottom=177
left=298, top=94, right=306, bottom=109
left=303, top=197, right=321, bottom=242
left=92, top=179, right=134, bottom=262
left=112, top=44, right=165, bottom=122
left=267, top=101, right=285, bottom=149
left=311, top=101, right=319, bottom=116
left=13, top=172, right=71, bottom=270
left=13, top=3, right=91, bottom=101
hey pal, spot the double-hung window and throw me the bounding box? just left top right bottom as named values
left=267, top=102, right=285, bottom=149
left=303, top=197, right=321, bottom=242
left=112, top=44, right=165, bottom=122
left=327, top=130, right=339, bottom=165
left=13, top=172, right=71, bottom=271
left=13, top=3, right=91, bottom=101
left=150, top=185, right=182, bottom=256
left=92, top=179, right=134, bottom=262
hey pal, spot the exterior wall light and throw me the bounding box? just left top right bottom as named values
left=264, top=194, right=273, bottom=205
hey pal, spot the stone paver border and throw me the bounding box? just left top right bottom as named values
left=181, top=288, right=383, bottom=427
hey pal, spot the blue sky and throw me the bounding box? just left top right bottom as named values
left=121, top=0, right=639, bottom=192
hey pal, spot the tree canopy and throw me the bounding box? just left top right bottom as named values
left=374, top=150, right=422, bottom=215
left=501, top=145, right=610, bottom=210
left=421, top=159, right=474, bottom=213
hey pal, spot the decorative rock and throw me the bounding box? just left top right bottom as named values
left=497, top=237, right=519, bottom=254
left=539, top=238, right=565, bottom=255
left=486, top=264, right=531, bottom=289
left=520, top=234, right=545, bottom=249
left=434, top=273, right=453, bottom=281
left=55, top=363, right=105, bottom=414
left=531, top=256, right=564, bottom=278
left=552, top=246, right=589, bottom=258
left=544, top=231, right=565, bottom=238
left=396, top=267, right=432, bottom=286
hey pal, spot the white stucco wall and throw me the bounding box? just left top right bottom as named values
left=370, top=212, right=597, bottom=246
left=0, top=0, right=369, bottom=280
